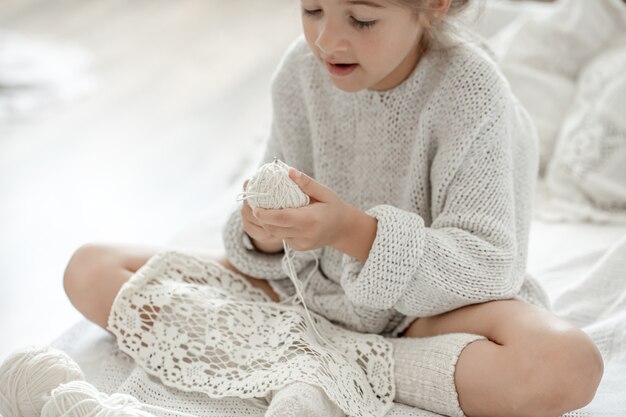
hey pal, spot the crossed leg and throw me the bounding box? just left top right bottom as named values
left=401, top=299, right=604, bottom=417
left=63, top=243, right=280, bottom=331
left=64, top=244, right=604, bottom=417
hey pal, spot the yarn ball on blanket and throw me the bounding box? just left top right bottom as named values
left=40, top=380, right=157, bottom=417
left=242, top=157, right=309, bottom=209
left=0, top=345, right=85, bottom=417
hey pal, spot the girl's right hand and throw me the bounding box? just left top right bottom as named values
left=241, top=179, right=285, bottom=253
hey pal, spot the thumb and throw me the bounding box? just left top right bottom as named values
left=288, top=167, right=331, bottom=202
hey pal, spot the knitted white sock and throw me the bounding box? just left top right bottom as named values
left=264, top=382, right=344, bottom=417
left=390, top=333, right=486, bottom=417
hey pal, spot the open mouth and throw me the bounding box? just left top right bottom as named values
left=326, top=62, right=358, bottom=76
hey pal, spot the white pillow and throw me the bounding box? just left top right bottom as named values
left=491, top=0, right=626, bottom=175
left=544, top=37, right=626, bottom=221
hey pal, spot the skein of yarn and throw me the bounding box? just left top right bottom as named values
left=0, top=346, right=85, bottom=417
left=41, top=380, right=151, bottom=417
left=0, top=346, right=198, bottom=417
left=41, top=380, right=198, bottom=417
left=238, top=157, right=310, bottom=210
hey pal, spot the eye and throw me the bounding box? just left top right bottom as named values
left=302, top=8, right=322, bottom=17
left=350, top=16, right=377, bottom=29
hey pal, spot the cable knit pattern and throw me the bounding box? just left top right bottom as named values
left=222, top=35, right=550, bottom=336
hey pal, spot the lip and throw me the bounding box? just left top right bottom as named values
left=325, top=61, right=358, bottom=77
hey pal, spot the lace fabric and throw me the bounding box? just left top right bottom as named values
left=107, top=250, right=395, bottom=417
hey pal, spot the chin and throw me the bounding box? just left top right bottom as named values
left=329, top=79, right=367, bottom=93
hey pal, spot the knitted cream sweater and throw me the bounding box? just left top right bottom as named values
left=222, top=36, right=551, bottom=337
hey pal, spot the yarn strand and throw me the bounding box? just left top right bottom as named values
left=279, top=240, right=336, bottom=348
left=234, top=158, right=344, bottom=354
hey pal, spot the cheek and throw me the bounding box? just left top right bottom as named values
left=379, top=26, right=422, bottom=62
left=353, top=35, right=383, bottom=64
left=358, top=34, right=401, bottom=70
left=302, top=21, right=319, bottom=55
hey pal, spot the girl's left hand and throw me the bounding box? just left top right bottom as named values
left=252, top=167, right=354, bottom=252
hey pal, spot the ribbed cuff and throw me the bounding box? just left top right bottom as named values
left=390, top=333, right=486, bottom=417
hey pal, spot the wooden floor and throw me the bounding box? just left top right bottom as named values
left=0, top=0, right=300, bottom=360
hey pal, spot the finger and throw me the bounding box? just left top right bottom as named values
left=247, top=221, right=295, bottom=243
left=245, top=221, right=273, bottom=240
left=246, top=216, right=263, bottom=228
left=243, top=201, right=264, bottom=227
left=243, top=178, right=249, bottom=191
left=261, top=224, right=296, bottom=240
left=253, top=207, right=299, bottom=227
left=288, top=167, right=332, bottom=203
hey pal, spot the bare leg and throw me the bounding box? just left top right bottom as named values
left=402, top=299, right=604, bottom=417
left=63, top=243, right=280, bottom=331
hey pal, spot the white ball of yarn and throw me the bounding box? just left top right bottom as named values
left=0, top=346, right=85, bottom=417
left=243, top=158, right=309, bottom=210
left=41, top=380, right=156, bottom=417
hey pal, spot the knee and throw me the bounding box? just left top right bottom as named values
left=513, top=328, right=604, bottom=417
left=63, top=243, right=110, bottom=301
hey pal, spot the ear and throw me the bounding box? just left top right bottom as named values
left=426, top=0, right=452, bottom=24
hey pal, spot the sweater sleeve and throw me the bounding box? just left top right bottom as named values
left=340, top=98, right=530, bottom=316
left=221, top=37, right=315, bottom=280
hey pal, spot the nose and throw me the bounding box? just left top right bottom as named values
left=315, top=17, right=348, bottom=56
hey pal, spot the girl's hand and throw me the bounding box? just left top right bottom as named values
left=252, top=167, right=354, bottom=252
left=240, top=179, right=284, bottom=253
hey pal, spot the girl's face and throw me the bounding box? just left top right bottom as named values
left=301, top=0, right=424, bottom=92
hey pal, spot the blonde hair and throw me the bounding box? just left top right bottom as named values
left=392, top=0, right=484, bottom=50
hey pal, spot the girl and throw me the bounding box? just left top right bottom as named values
left=64, top=1, right=604, bottom=416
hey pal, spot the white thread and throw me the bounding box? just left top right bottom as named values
left=0, top=346, right=213, bottom=417
left=236, top=158, right=340, bottom=351
left=236, top=158, right=310, bottom=210
left=278, top=240, right=337, bottom=347
left=0, top=346, right=85, bottom=417
left=41, top=380, right=200, bottom=417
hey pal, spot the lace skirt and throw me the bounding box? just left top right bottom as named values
left=107, top=250, right=395, bottom=417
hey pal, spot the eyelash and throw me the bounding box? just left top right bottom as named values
left=302, top=8, right=377, bottom=30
